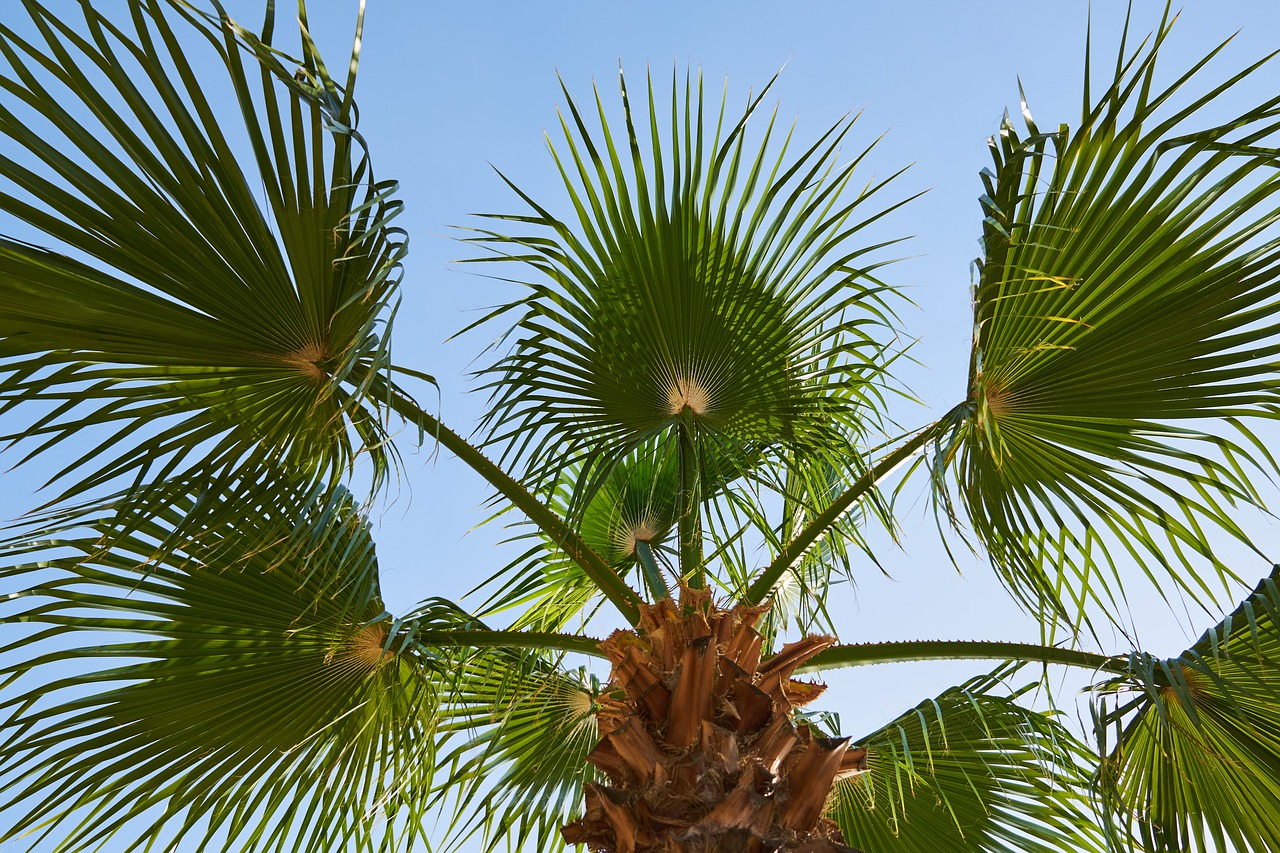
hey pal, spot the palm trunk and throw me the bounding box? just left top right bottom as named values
left=562, top=587, right=867, bottom=853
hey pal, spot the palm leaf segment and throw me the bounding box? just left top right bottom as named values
left=0, top=0, right=408, bottom=529
left=938, top=13, right=1280, bottom=625
left=464, top=68, right=909, bottom=502
left=0, top=487, right=438, bottom=853
left=1092, top=564, right=1280, bottom=851
left=829, top=669, right=1107, bottom=853
left=751, top=446, right=889, bottom=640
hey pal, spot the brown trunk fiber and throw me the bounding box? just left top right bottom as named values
left=562, top=587, right=867, bottom=853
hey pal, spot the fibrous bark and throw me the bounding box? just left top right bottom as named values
left=562, top=587, right=867, bottom=853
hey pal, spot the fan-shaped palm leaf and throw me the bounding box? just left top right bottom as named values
left=0, top=487, right=436, bottom=853
left=471, top=439, right=679, bottom=631
left=429, top=655, right=599, bottom=853
left=564, top=437, right=684, bottom=572
left=461, top=67, right=911, bottom=507
left=471, top=432, right=775, bottom=629
left=1091, top=564, right=1280, bottom=852
left=829, top=669, right=1107, bottom=853
left=934, top=11, right=1280, bottom=628
left=0, top=0, right=408, bottom=542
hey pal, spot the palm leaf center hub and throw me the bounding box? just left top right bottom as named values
left=664, top=374, right=712, bottom=418
left=614, top=515, right=665, bottom=558
left=342, top=622, right=397, bottom=671
left=277, top=340, right=331, bottom=382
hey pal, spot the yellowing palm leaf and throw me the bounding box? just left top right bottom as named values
left=936, top=10, right=1280, bottom=628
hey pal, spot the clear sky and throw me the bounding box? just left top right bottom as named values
left=2, top=1, right=1279, bottom=851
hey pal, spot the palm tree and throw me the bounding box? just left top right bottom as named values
left=1, top=1, right=1278, bottom=852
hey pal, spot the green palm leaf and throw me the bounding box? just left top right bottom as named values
left=0, top=0, right=409, bottom=537
left=429, top=654, right=599, bottom=853
left=559, top=437, right=683, bottom=571
left=471, top=427, right=879, bottom=632
left=1092, top=564, right=1280, bottom=851
left=472, top=432, right=777, bottom=629
left=935, top=10, right=1280, bottom=627
left=0, top=488, right=436, bottom=853
left=471, top=439, right=678, bottom=631
left=460, top=66, right=911, bottom=503
left=830, top=669, right=1107, bottom=853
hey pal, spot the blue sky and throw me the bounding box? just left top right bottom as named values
left=2, top=1, right=1280, bottom=850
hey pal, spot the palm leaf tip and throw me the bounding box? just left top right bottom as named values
left=461, top=65, right=914, bottom=499
left=0, top=0, right=410, bottom=530
left=0, top=487, right=438, bottom=853
left=935, top=12, right=1280, bottom=628
left=1092, top=564, right=1280, bottom=852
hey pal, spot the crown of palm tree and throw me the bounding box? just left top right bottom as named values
left=1, top=3, right=1280, bottom=853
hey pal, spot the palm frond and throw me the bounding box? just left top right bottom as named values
left=471, top=426, right=884, bottom=634
left=0, top=487, right=436, bottom=853
left=469, top=438, right=676, bottom=632
left=830, top=668, right=1107, bottom=853
left=935, top=10, right=1280, bottom=629
left=460, top=66, right=911, bottom=507
left=429, top=654, right=599, bottom=853
left=1091, top=564, right=1280, bottom=852
left=0, top=0, right=409, bottom=539
left=472, top=434, right=763, bottom=630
